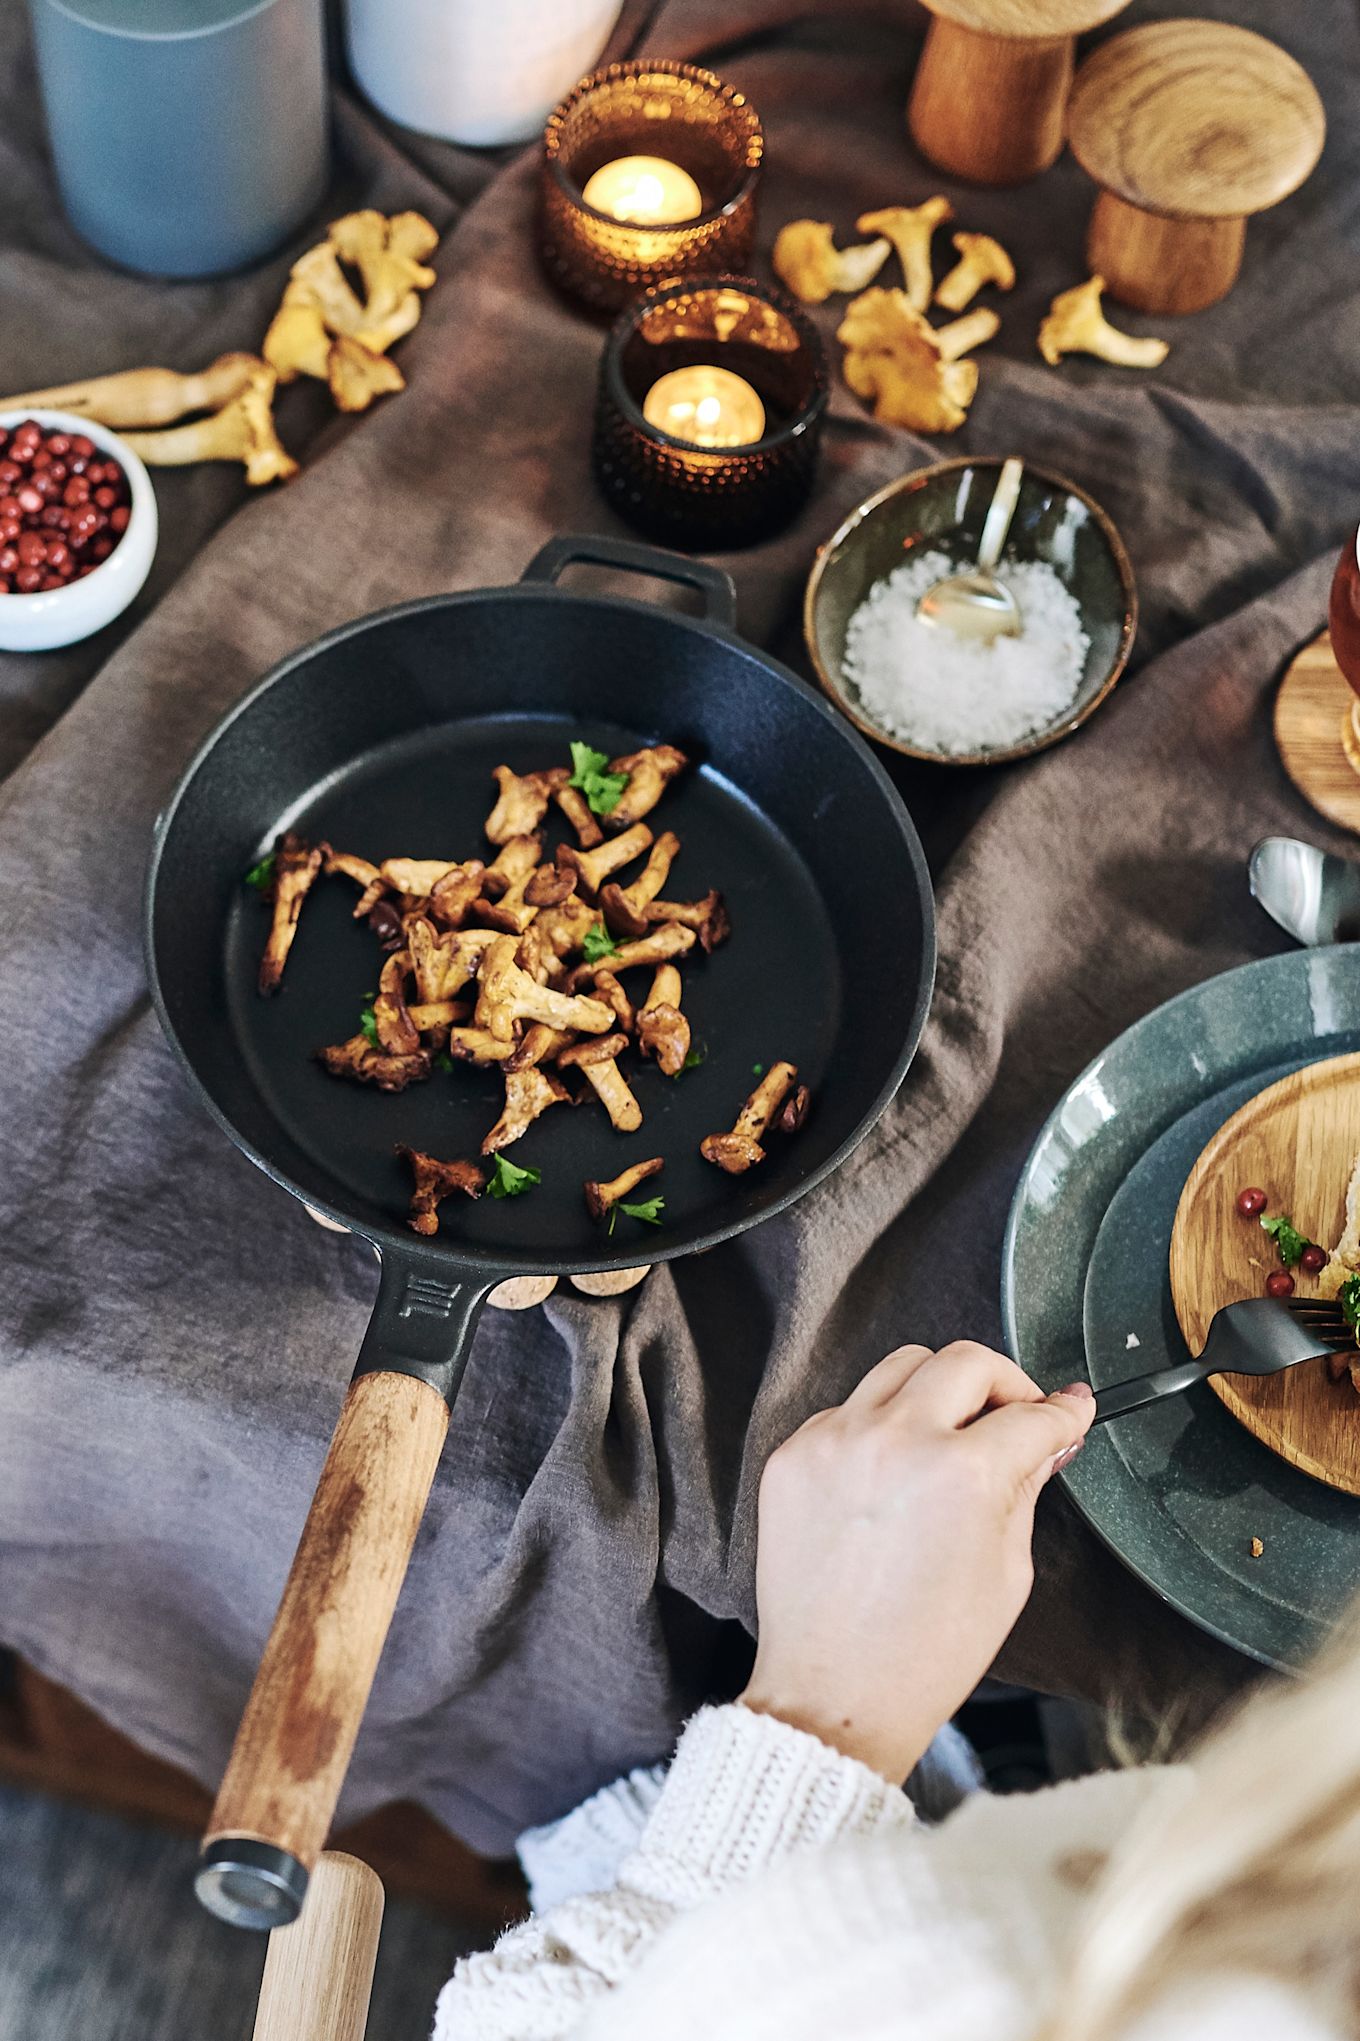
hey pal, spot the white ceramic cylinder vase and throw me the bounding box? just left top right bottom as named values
left=344, top=0, right=624, bottom=147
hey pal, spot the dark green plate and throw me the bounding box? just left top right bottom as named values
left=1002, top=947, right=1360, bottom=1671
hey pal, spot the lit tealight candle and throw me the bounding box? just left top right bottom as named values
left=580, top=154, right=704, bottom=225
left=642, top=365, right=767, bottom=448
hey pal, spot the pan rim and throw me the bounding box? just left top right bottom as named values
left=145, top=578, right=936, bottom=1275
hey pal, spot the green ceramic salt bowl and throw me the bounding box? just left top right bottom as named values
left=803, top=456, right=1137, bottom=767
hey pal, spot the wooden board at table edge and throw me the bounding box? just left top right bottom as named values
left=1170, top=1050, right=1360, bottom=1498
left=1274, top=629, right=1360, bottom=836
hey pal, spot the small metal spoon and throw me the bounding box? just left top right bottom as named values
left=1249, top=836, right=1360, bottom=947
left=916, top=456, right=1025, bottom=643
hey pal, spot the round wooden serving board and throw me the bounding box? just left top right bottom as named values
left=1274, top=630, right=1360, bottom=836
left=1170, top=1053, right=1360, bottom=1497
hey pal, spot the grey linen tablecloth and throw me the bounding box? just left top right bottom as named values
left=1, top=0, right=1357, bottom=1853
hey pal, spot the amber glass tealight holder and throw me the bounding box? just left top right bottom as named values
left=593, top=277, right=828, bottom=552
left=541, top=60, right=763, bottom=313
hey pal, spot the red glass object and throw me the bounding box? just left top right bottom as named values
left=1329, top=525, right=1360, bottom=694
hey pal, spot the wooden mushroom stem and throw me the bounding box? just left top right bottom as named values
left=1086, top=194, right=1245, bottom=315
left=909, top=19, right=1076, bottom=187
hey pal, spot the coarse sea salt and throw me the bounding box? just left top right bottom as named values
left=841, top=548, right=1090, bottom=757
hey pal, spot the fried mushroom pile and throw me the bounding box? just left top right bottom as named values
left=248, top=740, right=808, bottom=1236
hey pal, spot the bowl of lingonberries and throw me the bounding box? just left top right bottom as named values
left=0, top=411, right=157, bottom=652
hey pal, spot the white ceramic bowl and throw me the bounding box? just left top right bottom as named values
left=0, top=409, right=158, bottom=653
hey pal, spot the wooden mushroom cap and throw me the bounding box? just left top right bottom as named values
left=1067, top=21, right=1325, bottom=221
left=917, top=0, right=1129, bottom=38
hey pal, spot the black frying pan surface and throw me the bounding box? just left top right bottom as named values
left=149, top=537, right=936, bottom=1280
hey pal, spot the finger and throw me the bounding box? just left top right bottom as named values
left=896, top=1343, right=1046, bottom=1427
left=842, top=1344, right=935, bottom=1409
left=977, top=1383, right=1096, bottom=1489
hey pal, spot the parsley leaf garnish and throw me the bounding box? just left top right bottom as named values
left=434, top=1050, right=454, bottom=1074
left=672, top=1041, right=707, bottom=1078
left=488, top=1154, right=540, bottom=1199
left=245, top=853, right=275, bottom=894
left=583, top=922, right=618, bottom=965
left=620, top=1195, right=664, bottom=1226
left=1261, top=1213, right=1309, bottom=1268
left=569, top=741, right=629, bottom=818
left=1339, top=1275, right=1360, bottom=1345
left=752, top=1062, right=765, bottom=1077
left=359, top=1000, right=380, bottom=1047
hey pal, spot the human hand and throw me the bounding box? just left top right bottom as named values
left=739, top=1343, right=1095, bottom=1784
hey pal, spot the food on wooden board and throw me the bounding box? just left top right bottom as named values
left=1234, top=1178, right=1360, bottom=1393
left=772, top=220, right=891, bottom=304
left=856, top=198, right=953, bottom=312
left=1037, top=276, right=1169, bottom=369
left=0, top=419, right=134, bottom=596
left=241, top=743, right=808, bottom=1237
left=701, top=1061, right=805, bottom=1174
left=837, top=288, right=994, bottom=434
left=934, top=232, right=1016, bottom=313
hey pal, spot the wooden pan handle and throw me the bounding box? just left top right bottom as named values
left=197, top=1368, right=449, bottom=1928
left=252, top=1852, right=384, bottom=2041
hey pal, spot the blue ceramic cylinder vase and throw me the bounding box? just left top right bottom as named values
left=27, top=0, right=329, bottom=279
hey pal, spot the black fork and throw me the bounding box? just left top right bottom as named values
left=1092, top=1297, right=1354, bottom=1423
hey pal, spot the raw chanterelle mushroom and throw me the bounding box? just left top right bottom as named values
left=397, top=1146, right=484, bottom=1235
left=122, top=361, right=298, bottom=485
left=772, top=220, right=892, bottom=304
left=584, top=1156, right=664, bottom=1224
left=934, top=232, right=1016, bottom=314
left=701, top=1061, right=803, bottom=1174
left=0, top=352, right=262, bottom=428
left=857, top=198, right=953, bottom=313
left=837, top=289, right=994, bottom=434
left=1038, top=276, right=1169, bottom=370
left=258, top=832, right=326, bottom=993
left=264, top=212, right=439, bottom=412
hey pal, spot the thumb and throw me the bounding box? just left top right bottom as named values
left=985, top=1382, right=1095, bottom=1496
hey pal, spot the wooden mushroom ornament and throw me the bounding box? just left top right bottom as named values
left=1066, top=21, right=1325, bottom=316
left=907, top=0, right=1132, bottom=187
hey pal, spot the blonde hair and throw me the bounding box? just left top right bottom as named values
left=1044, top=1596, right=1360, bottom=2041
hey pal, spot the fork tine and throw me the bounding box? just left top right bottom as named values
left=1286, top=1298, right=1346, bottom=1319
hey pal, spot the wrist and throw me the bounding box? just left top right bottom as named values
left=737, top=1682, right=926, bottom=1787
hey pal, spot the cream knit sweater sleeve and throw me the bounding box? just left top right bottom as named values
left=433, top=1703, right=914, bottom=2041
